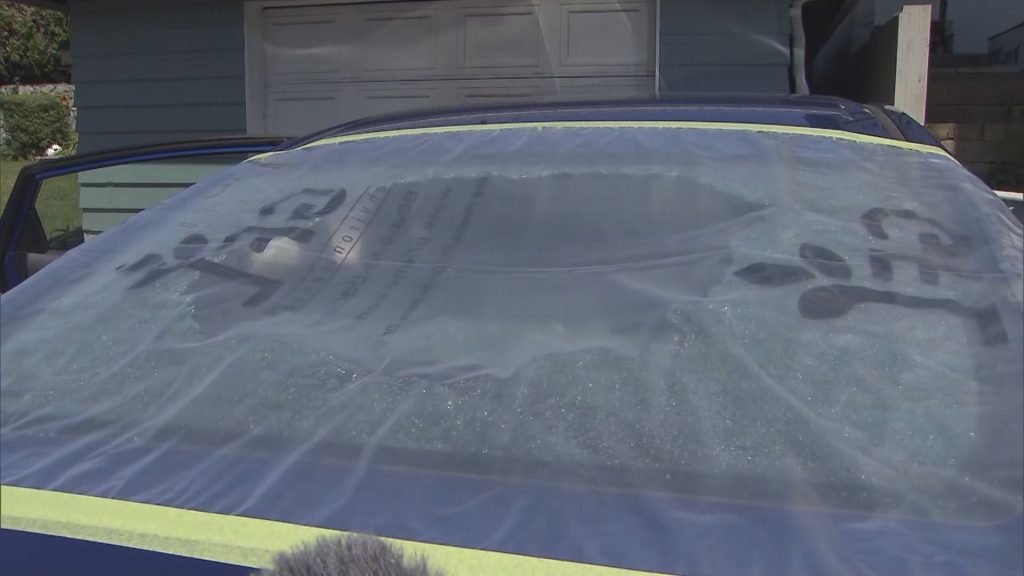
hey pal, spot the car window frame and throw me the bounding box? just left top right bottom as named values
left=0, top=136, right=288, bottom=293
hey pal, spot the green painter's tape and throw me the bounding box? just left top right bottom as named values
left=248, top=121, right=957, bottom=162
left=0, top=485, right=668, bottom=575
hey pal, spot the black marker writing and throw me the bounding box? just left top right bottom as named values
left=861, top=207, right=972, bottom=257
left=289, top=189, right=348, bottom=221
left=258, top=187, right=334, bottom=217
left=733, top=208, right=1007, bottom=347
left=122, top=234, right=283, bottom=307
left=222, top=226, right=315, bottom=253
left=868, top=249, right=984, bottom=285
left=799, top=243, right=852, bottom=280
left=799, top=284, right=1008, bottom=346
left=392, top=177, right=487, bottom=332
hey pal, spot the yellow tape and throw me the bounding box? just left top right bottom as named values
left=249, top=120, right=955, bottom=162
left=0, top=485, right=667, bottom=575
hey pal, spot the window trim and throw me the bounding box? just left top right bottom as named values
left=0, top=137, right=287, bottom=292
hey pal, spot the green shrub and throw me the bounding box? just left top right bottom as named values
left=0, top=93, right=72, bottom=159
left=56, top=130, right=78, bottom=157
left=0, top=4, right=70, bottom=84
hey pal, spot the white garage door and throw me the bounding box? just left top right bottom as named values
left=257, top=0, right=656, bottom=135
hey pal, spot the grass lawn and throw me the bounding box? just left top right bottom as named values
left=0, top=158, right=29, bottom=218
left=1, top=158, right=82, bottom=244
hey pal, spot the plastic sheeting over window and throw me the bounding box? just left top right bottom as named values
left=2, top=124, right=1022, bottom=576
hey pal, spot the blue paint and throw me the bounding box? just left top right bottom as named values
left=0, top=529, right=250, bottom=576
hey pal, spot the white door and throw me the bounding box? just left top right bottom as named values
left=257, top=0, right=656, bottom=135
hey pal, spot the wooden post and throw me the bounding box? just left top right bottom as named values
left=893, top=4, right=932, bottom=124
left=810, top=3, right=934, bottom=121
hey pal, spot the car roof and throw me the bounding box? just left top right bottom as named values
left=283, top=96, right=930, bottom=150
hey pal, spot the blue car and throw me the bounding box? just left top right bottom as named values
left=2, top=99, right=1022, bottom=576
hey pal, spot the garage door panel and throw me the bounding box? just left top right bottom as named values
left=264, top=15, right=345, bottom=77
left=356, top=5, right=443, bottom=73
left=458, top=5, right=544, bottom=70
left=456, top=79, right=551, bottom=104
left=260, top=0, right=655, bottom=134
left=347, top=83, right=449, bottom=119
left=559, top=2, right=650, bottom=68
left=552, top=76, right=654, bottom=100
left=267, top=92, right=342, bottom=135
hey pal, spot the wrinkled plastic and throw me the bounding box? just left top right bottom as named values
left=2, top=126, right=1022, bottom=576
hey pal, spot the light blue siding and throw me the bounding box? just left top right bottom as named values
left=68, top=0, right=247, bottom=154
left=77, top=154, right=256, bottom=235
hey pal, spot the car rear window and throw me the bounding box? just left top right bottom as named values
left=2, top=124, right=1022, bottom=524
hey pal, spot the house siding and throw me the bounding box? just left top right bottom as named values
left=69, top=0, right=247, bottom=153
left=658, top=0, right=791, bottom=94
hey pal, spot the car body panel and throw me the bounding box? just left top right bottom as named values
left=0, top=529, right=248, bottom=576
